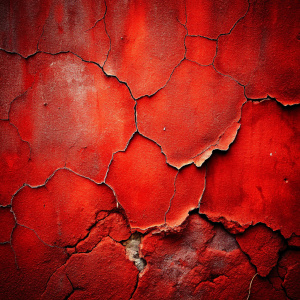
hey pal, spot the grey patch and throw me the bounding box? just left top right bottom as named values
left=123, top=232, right=147, bottom=272
left=209, top=226, right=238, bottom=252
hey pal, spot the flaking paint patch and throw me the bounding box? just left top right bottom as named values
left=0, top=0, right=299, bottom=298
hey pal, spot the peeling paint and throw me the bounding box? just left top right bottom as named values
left=0, top=0, right=299, bottom=299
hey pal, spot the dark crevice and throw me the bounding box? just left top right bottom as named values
left=164, top=170, right=180, bottom=224
left=129, top=272, right=140, bottom=300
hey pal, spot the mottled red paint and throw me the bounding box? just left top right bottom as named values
left=39, top=0, right=109, bottom=66
left=0, top=226, right=68, bottom=300
left=166, top=164, right=206, bottom=227
left=186, top=0, right=248, bottom=39
left=13, top=169, right=116, bottom=247
left=76, top=212, right=131, bottom=253
left=236, top=224, right=286, bottom=277
left=0, top=0, right=52, bottom=57
left=0, top=0, right=299, bottom=299
left=215, top=0, right=300, bottom=105
left=133, top=214, right=255, bottom=299
left=9, top=53, right=135, bottom=185
left=185, top=36, right=216, bottom=66
left=137, top=59, right=245, bottom=168
left=0, top=121, right=30, bottom=206
left=200, top=100, right=300, bottom=239
left=42, top=238, right=139, bottom=300
left=104, top=0, right=186, bottom=98
left=0, top=207, right=15, bottom=243
left=106, top=134, right=177, bottom=230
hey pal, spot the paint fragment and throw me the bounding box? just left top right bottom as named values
left=201, top=100, right=300, bottom=239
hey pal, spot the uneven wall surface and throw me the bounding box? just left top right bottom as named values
left=0, top=0, right=299, bottom=299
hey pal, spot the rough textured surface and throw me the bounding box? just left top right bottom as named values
left=0, top=0, right=299, bottom=299
left=0, top=207, right=15, bottom=243
left=0, top=225, right=68, bottom=300
left=0, top=120, right=30, bottom=205
left=39, top=0, right=110, bottom=66
left=236, top=224, right=286, bottom=277
left=132, top=214, right=256, bottom=299
left=0, top=0, right=51, bottom=57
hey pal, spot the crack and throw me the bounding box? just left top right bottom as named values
left=63, top=273, right=76, bottom=300
left=85, top=1, right=107, bottom=32
left=187, top=34, right=217, bottom=41
left=176, top=2, right=188, bottom=60
left=135, top=57, right=185, bottom=101
left=37, top=22, right=46, bottom=52
left=137, top=131, right=179, bottom=170
left=0, top=204, right=11, bottom=208
left=185, top=58, right=212, bottom=67
left=103, top=130, right=137, bottom=183
left=9, top=223, right=19, bottom=269
left=191, top=120, right=242, bottom=164
left=246, top=273, right=258, bottom=300
left=129, top=272, right=139, bottom=300
left=164, top=170, right=180, bottom=224
left=0, top=48, right=40, bottom=60
left=8, top=167, right=122, bottom=251
left=102, top=7, right=187, bottom=101
left=102, top=0, right=111, bottom=68
left=133, top=101, right=138, bottom=131
left=197, top=166, right=207, bottom=210
left=7, top=121, right=32, bottom=162
left=2, top=86, right=32, bottom=121
left=245, top=92, right=278, bottom=103
left=18, top=223, right=64, bottom=249
left=212, top=0, right=250, bottom=85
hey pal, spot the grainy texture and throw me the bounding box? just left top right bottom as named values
left=0, top=0, right=299, bottom=299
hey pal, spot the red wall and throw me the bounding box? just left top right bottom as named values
left=0, top=0, right=299, bottom=299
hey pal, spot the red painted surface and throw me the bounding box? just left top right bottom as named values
left=0, top=0, right=299, bottom=299
left=137, top=60, right=245, bottom=168
left=104, top=0, right=186, bottom=99
left=39, top=0, right=110, bottom=66
left=166, top=164, right=206, bottom=227
left=185, top=36, right=216, bottom=66
left=42, top=238, right=139, bottom=300
left=12, top=169, right=116, bottom=247
left=0, top=207, right=15, bottom=243
left=236, top=224, right=286, bottom=277
left=186, top=0, right=248, bottom=39
left=200, top=100, right=300, bottom=239
left=215, top=0, right=300, bottom=105
left=133, top=214, right=255, bottom=299
left=106, top=134, right=178, bottom=230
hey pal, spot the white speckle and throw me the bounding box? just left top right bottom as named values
left=163, top=127, right=166, bottom=131
left=270, top=153, right=272, bottom=156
